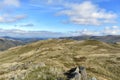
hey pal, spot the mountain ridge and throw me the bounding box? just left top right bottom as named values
left=0, top=36, right=48, bottom=51
left=0, top=38, right=24, bottom=51
left=0, top=39, right=120, bottom=80
left=60, top=35, right=120, bottom=43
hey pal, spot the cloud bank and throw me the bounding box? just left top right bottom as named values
left=15, top=23, right=34, bottom=27
left=0, top=29, right=66, bottom=38
left=70, top=26, right=120, bottom=36
left=0, top=0, right=20, bottom=9
left=58, top=1, right=117, bottom=25
left=0, top=14, right=26, bottom=23
left=0, top=0, right=26, bottom=23
left=0, top=26, right=120, bottom=38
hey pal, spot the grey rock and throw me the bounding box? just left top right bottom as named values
left=90, top=77, right=97, bottom=80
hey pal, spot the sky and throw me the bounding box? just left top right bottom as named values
left=0, top=0, right=120, bottom=38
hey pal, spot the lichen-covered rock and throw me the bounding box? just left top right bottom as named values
left=90, top=77, right=97, bottom=80
left=64, top=66, right=87, bottom=80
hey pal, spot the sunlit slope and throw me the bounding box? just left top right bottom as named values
left=0, top=38, right=24, bottom=51
left=0, top=39, right=120, bottom=80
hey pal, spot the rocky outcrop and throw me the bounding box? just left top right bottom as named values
left=64, top=66, right=97, bottom=80
left=64, top=66, right=87, bottom=80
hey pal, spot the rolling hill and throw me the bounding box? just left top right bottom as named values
left=0, top=36, right=48, bottom=51
left=1, top=36, right=48, bottom=43
left=0, top=38, right=24, bottom=51
left=60, top=35, right=120, bottom=43
left=0, top=39, right=120, bottom=80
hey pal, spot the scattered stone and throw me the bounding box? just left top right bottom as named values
left=64, top=66, right=87, bottom=80
left=90, top=77, right=97, bottom=80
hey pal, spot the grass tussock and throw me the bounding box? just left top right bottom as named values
left=0, top=39, right=120, bottom=80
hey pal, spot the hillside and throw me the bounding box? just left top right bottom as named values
left=0, top=36, right=48, bottom=51
left=0, top=39, right=120, bottom=80
left=60, top=35, right=120, bottom=43
left=0, top=38, right=24, bottom=51
left=2, top=36, right=48, bottom=43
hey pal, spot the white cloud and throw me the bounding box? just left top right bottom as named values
left=0, top=26, right=120, bottom=38
left=0, top=29, right=67, bottom=38
left=15, top=23, right=34, bottom=27
left=80, top=29, right=100, bottom=35
left=30, top=0, right=63, bottom=5
left=58, top=1, right=117, bottom=25
left=68, top=26, right=120, bottom=36
left=102, top=26, right=120, bottom=35
left=69, top=29, right=100, bottom=36
left=29, top=0, right=64, bottom=12
left=0, top=0, right=20, bottom=9
left=0, top=0, right=25, bottom=23
left=0, top=14, right=26, bottom=23
left=3, top=0, right=20, bottom=7
left=47, top=0, right=55, bottom=4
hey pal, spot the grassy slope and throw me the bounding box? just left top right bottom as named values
left=0, top=39, right=120, bottom=80
left=0, top=38, right=24, bottom=51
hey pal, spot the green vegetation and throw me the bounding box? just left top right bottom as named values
left=0, top=39, right=120, bottom=80
left=0, top=38, right=24, bottom=51
left=24, top=67, right=65, bottom=80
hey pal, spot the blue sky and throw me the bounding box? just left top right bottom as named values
left=0, top=0, right=120, bottom=38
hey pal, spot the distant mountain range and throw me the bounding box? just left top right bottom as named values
left=1, top=35, right=120, bottom=51
left=0, top=38, right=24, bottom=51
left=2, top=36, right=48, bottom=43
left=0, top=36, right=48, bottom=51
left=60, top=35, right=120, bottom=43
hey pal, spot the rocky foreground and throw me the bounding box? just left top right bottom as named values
left=0, top=39, right=120, bottom=80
